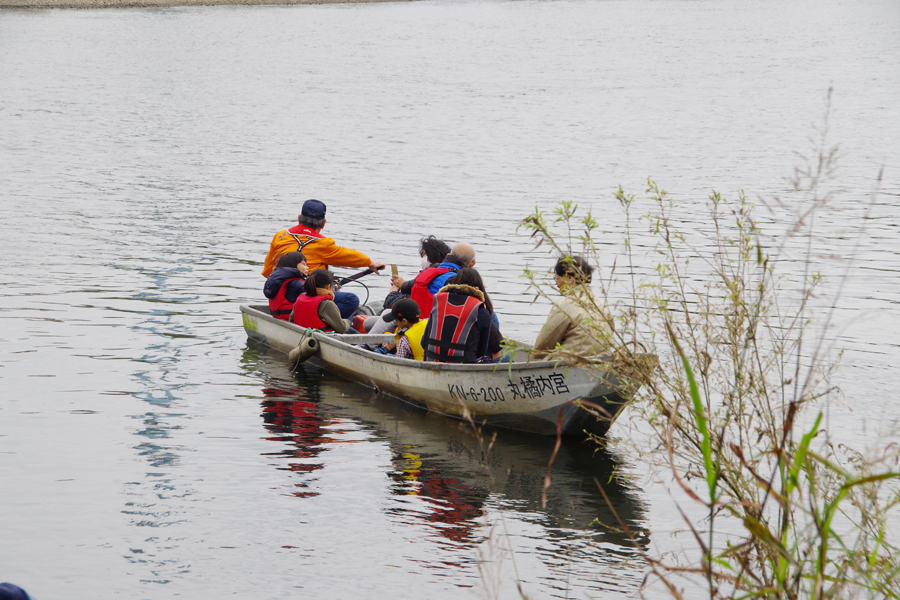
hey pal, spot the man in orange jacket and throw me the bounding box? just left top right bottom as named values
left=262, top=199, right=386, bottom=319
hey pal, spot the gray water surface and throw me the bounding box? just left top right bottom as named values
left=1, top=0, right=899, bottom=597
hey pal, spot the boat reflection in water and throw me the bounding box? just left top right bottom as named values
left=243, top=341, right=649, bottom=593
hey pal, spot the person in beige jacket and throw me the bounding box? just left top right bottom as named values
left=532, top=256, right=615, bottom=359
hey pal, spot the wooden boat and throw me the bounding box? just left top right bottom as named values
left=241, top=304, right=649, bottom=437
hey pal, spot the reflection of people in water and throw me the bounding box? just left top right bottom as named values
left=247, top=345, right=648, bottom=561
left=385, top=430, right=650, bottom=551
left=260, top=387, right=329, bottom=498
left=390, top=447, right=486, bottom=545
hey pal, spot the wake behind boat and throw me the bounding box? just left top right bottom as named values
left=241, top=303, right=650, bottom=437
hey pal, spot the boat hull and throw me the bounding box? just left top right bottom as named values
left=241, top=304, right=638, bottom=437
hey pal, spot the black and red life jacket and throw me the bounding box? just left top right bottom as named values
left=269, top=278, right=305, bottom=321
left=410, top=266, right=458, bottom=316
left=424, top=291, right=483, bottom=363
left=292, top=295, right=333, bottom=331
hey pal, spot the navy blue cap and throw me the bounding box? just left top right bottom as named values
left=301, top=199, right=327, bottom=219
left=0, top=583, right=31, bottom=600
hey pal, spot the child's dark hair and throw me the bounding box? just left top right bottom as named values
left=303, top=269, right=334, bottom=297
left=553, top=255, right=593, bottom=283
left=277, top=251, right=307, bottom=269
left=446, top=267, right=494, bottom=314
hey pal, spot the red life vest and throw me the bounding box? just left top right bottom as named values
left=292, top=295, right=333, bottom=331
left=424, top=292, right=483, bottom=363
left=269, top=278, right=304, bottom=321
left=410, top=267, right=458, bottom=316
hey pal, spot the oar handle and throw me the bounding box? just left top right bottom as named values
left=337, top=265, right=383, bottom=285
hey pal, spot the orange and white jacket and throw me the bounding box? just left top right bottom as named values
left=261, top=224, right=371, bottom=277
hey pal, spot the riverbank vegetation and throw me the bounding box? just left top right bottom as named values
left=519, top=120, right=900, bottom=597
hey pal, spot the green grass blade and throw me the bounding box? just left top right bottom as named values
left=788, top=412, right=822, bottom=493
left=680, top=352, right=717, bottom=500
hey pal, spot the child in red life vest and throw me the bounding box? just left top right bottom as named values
left=292, top=269, right=355, bottom=333
left=264, top=252, right=309, bottom=321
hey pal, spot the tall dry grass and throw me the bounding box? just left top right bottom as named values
left=518, top=99, right=900, bottom=598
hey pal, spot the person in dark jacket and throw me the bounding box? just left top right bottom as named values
left=263, top=251, right=309, bottom=321
left=422, top=268, right=492, bottom=363
left=383, top=235, right=451, bottom=310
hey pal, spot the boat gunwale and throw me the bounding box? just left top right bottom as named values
left=241, top=304, right=615, bottom=373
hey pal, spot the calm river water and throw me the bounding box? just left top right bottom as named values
left=1, top=0, right=899, bottom=598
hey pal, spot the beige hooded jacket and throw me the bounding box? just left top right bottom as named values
left=532, top=286, right=614, bottom=359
